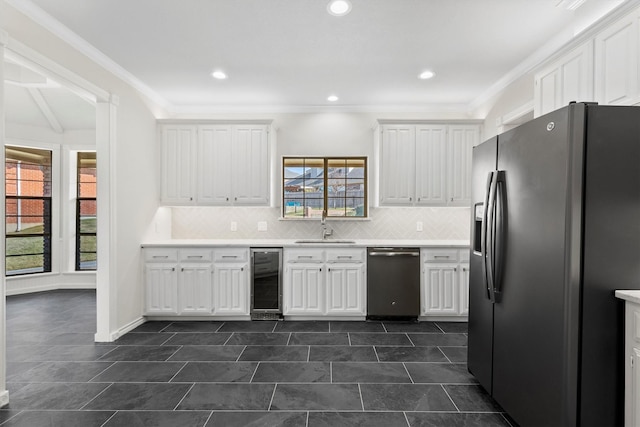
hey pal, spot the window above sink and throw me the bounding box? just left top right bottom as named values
left=282, top=157, right=367, bottom=219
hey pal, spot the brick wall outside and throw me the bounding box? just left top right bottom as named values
left=5, top=163, right=97, bottom=231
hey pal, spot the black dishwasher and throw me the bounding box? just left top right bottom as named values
left=367, top=247, right=420, bottom=319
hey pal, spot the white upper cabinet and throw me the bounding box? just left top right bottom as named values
left=379, top=125, right=415, bottom=205
left=415, top=125, right=447, bottom=205
left=534, top=41, right=594, bottom=117
left=595, top=10, right=639, bottom=106
left=160, top=123, right=271, bottom=206
left=232, top=125, right=270, bottom=205
left=161, top=126, right=197, bottom=204
left=447, top=125, right=477, bottom=205
left=379, top=123, right=479, bottom=207
left=198, top=125, right=233, bottom=205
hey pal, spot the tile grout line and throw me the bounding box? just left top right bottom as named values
left=86, top=361, right=118, bottom=383
left=249, top=362, right=260, bottom=383
left=98, top=410, right=119, bottom=427
left=406, top=333, right=416, bottom=347
left=172, top=382, right=197, bottom=410
left=78, top=382, right=114, bottom=410
left=402, top=362, right=415, bottom=384
left=438, top=346, right=453, bottom=363
left=202, top=411, right=215, bottom=427
left=222, top=333, right=234, bottom=346
left=372, top=346, right=381, bottom=363
left=440, top=383, right=461, bottom=412
left=403, top=412, right=412, bottom=427
left=267, top=383, right=278, bottom=411
left=235, top=345, right=247, bottom=362
left=357, top=383, right=365, bottom=411
left=158, top=332, right=178, bottom=346
left=167, top=361, right=189, bottom=382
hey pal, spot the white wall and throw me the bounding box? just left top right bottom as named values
left=2, top=4, right=161, bottom=338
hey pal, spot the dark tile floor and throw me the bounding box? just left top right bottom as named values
left=0, top=290, right=513, bottom=426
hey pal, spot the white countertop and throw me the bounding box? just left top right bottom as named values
left=615, top=290, right=640, bottom=305
left=141, top=239, right=470, bottom=248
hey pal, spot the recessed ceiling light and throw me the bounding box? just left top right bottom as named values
left=211, top=70, right=227, bottom=80
left=419, top=70, right=436, bottom=80
left=327, top=95, right=339, bottom=102
left=327, top=0, right=352, bottom=16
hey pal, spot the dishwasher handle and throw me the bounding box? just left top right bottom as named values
left=368, top=251, right=420, bottom=257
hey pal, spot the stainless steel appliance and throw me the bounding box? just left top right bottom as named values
left=366, top=247, right=420, bottom=319
left=250, top=248, right=282, bottom=320
left=469, top=102, right=640, bottom=427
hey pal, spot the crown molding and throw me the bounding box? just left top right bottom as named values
left=469, top=0, right=640, bottom=115
left=6, top=0, right=170, bottom=109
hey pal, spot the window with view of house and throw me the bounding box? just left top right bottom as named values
left=283, top=157, right=367, bottom=218
left=5, top=146, right=52, bottom=276
left=76, top=152, right=97, bottom=271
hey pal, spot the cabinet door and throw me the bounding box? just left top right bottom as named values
left=179, top=263, right=213, bottom=314
left=595, top=11, right=639, bottom=105
left=145, top=263, right=179, bottom=314
left=284, top=264, right=324, bottom=315
left=198, top=125, right=232, bottom=205
left=447, top=125, right=478, bottom=206
left=458, top=262, right=470, bottom=316
left=213, top=263, right=249, bottom=315
left=422, top=264, right=458, bottom=315
left=232, top=125, right=270, bottom=205
left=415, top=125, right=447, bottom=205
left=325, top=264, right=365, bottom=315
left=380, top=125, right=415, bottom=205
left=161, top=126, right=196, bottom=204
left=535, top=66, right=562, bottom=117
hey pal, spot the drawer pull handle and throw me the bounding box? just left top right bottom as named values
left=187, top=255, right=203, bottom=259
left=433, top=255, right=450, bottom=259
left=298, top=256, right=313, bottom=259
left=337, top=256, right=353, bottom=259
left=222, top=255, right=238, bottom=259
left=153, top=255, right=169, bottom=259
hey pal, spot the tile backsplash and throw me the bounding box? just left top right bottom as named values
left=171, top=206, right=470, bottom=240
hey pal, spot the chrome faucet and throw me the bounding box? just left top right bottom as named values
left=321, top=210, right=333, bottom=240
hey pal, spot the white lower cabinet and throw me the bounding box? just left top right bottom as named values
left=143, top=247, right=249, bottom=317
left=326, top=264, right=365, bottom=315
left=213, top=262, right=249, bottom=315
left=285, top=264, right=324, bottom=315
left=421, top=248, right=469, bottom=318
left=145, top=262, right=179, bottom=315
left=283, top=248, right=365, bottom=317
left=179, top=263, right=213, bottom=314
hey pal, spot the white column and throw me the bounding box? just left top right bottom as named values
left=94, top=95, right=118, bottom=342
left=0, top=28, right=11, bottom=407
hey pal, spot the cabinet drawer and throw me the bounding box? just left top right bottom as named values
left=285, top=249, right=324, bottom=263
left=326, top=249, right=365, bottom=263
left=179, top=249, right=213, bottom=262
left=214, top=248, right=249, bottom=262
left=144, top=248, right=178, bottom=262
left=422, top=249, right=459, bottom=263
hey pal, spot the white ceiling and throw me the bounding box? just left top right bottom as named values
left=3, top=0, right=632, bottom=130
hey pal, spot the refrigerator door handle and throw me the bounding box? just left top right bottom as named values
left=493, top=171, right=506, bottom=303
left=484, top=171, right=498, bottom=302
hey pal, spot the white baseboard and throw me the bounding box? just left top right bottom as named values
left=0, top=390, right=9, bottom=408
left=6, top=282, right=96, bottom=296
left=95, top=316, right=146, bottom=342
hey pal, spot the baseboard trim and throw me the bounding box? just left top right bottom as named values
left=94, top=316, right=145, bottom=343
left=6, top=283, right=96, bottom=296
left=0, top=390, right=9, bottom=408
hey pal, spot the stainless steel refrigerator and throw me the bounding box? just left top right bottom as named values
left=468, top=102, right=640, bottom=427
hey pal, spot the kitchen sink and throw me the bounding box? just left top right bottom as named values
left=294, top=239, right=356, bottom=244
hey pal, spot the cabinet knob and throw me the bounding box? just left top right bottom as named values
left=226, top=197, right=229, bottom=201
